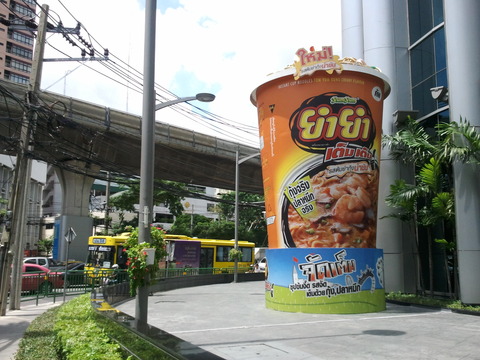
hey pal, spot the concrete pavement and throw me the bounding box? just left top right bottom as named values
left=116, top=281, right=480, bottom=360
left=1, top=282, right=479, bottom=360
left=0, top=301, right=60, bottom=360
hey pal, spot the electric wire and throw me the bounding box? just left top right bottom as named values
left=0, top=81, right=264, bottom=214
left=30, top=1, right=260, bottom=146
left=1, top=2, right=262, bottom=192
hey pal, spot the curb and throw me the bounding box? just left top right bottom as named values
left=386, top=299, right=480, bottom=316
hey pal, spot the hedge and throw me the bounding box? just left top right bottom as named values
left=16, top=294, right=174, bottom=360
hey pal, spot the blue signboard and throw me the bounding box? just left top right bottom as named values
left=264, top=248, right=385, bottom=314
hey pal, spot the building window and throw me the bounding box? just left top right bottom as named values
left=408, top=0, right=444, bottom=43
left=409, top=0, right=447, bottom=118
left=7, top=57, right=31, bottom=73
left=432, top=0, right=444, bottom=26
left=8, top=43, right=32, bottom=60
left=12, top=3, right=34, bottom=17
left=9, top=30, right=34, bottom=46
left=216, top=246, right=252, bottom=263
left=5, top=70, right=29, bottom=84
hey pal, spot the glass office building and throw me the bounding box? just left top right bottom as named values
left=341, top=0, right=480, bottom=304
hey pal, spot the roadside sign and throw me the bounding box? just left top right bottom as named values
left=65, top=227, right=77, bottom=243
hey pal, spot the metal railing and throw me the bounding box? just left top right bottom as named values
left=158, top=266, right=253, bottom=277
left=19, top=269, right=129, bottom=304
left=18, top=266, right=256, bottom=303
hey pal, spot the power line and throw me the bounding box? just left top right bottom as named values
left=31, top=1, right=259, bottom=146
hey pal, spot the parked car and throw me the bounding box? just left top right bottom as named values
left=23, top=257, right=61, bottom=269
left=21, top=264, right=64, bottom=294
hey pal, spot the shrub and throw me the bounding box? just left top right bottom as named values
left=386, top=292, right=480, bottom=312
left=15, top=294, right=175, bottom=359
left=124, top=226, right=167, bottom=296
left=54, top=294, right=123, bottom=360
left=15, top=306, right=61, bottom=360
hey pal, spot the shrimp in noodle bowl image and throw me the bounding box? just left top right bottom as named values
left=282, top=162, right=378, bottom=249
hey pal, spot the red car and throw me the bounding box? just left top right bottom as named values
left=21, top=264, right=65, bottom=293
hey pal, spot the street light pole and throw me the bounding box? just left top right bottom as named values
left=233, top=151, right=260, bottom=283
left=136, top=1, right=214, bottom=329
left=135, top=0, right=156, bottom=331
left=135, top=92, right=215, bottom=329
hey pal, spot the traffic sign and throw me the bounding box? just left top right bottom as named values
left=65, top=227, right=77, bottom=243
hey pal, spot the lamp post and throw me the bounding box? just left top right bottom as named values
left=136, top=92, right=215, bottom=329
left=234, top=151, right=260, bottom=283
left=155, top=93, right=215, bottom=111
left=136, top=1, right=214, bottom=329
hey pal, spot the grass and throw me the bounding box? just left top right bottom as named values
left=385, top=292, right=480, bottom=313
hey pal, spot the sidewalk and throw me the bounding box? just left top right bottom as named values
left=2, top=284, right=479, bottom=360
left=117, top=281, right=480, bottom=360
left=0, top=301, right=60, bottom=360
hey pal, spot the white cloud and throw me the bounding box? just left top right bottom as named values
left=39, top=0, right=342, bottom=145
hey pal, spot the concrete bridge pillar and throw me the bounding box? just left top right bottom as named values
left=53, top=160, right=99, bottom=262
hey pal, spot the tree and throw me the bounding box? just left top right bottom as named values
left=108, top=180, right=186, bottom=231
left=170, top=214, right=211, bottom=237
left=217, top=191, right=267, bottom=245
left=169, top=193, right=267, bottom=245
left=437, top=118, right=480, bottom=165
left=383, top=117, right=480, bottom=298
left=37, top=236, right=54, bottom=255
left=382, top=117, right=456, bottom=297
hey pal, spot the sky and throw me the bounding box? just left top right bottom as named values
left=38, top=0, right=342, bottom=147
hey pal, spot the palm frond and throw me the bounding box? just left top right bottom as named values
left=431, top=192, right=455, bottom=221
left=437, top=118, right=480, bottom=164
left=384, top=179, right=423, bottom=211
left=382, top=117, right=437, bottom=164
left=417, top=157, right=442, bottom=191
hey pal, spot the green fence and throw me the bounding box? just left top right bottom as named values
left=158, top=266, right=252, bottom=277
left=19, top=266, right=254, bottom=304
left=19, top=269, right=129, bottom=304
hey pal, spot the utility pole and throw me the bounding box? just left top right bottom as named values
left=0, top=4, right=110, bottom=315
left=2, top=4, right=49, bottom=313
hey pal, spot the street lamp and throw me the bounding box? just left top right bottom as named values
left=136, top=91, right=214, bottom=329
left=155, top=93, right=215, bottom=111
left=136, top=0, right=215, bottom=332
left=234, top=151, right=260, bottom=283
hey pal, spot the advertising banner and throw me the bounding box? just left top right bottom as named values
left=265, top=248, right=385, bottom=313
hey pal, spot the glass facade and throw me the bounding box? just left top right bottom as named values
left=407, top=0, right=453, bottom=294
left=408, top=0, right=448, bottom=119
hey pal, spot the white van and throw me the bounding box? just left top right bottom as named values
left=23, top=257, right=60, bottom=269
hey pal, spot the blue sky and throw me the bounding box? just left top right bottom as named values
left=40, top=0, right=342, bottom=145
left=157, top=0, right=182, bottom=14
